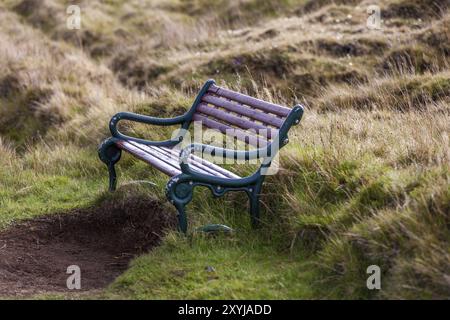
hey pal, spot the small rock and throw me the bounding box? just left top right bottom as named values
left=205, top=266, right=216, bottom=273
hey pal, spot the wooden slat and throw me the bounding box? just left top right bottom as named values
left=202, top=94, right=284, bottom=128
left=116, top=141, right=181, bottom=176
left=148, top=145, right=230, bottom=178
left=208, top=84, right=291, bottom=117
left=196, top=103, right=275, bottom=139
left=161, top=146, right=241, bottom=179
left=192, top=114, right=268, bottom=148
left=129, top=142, right=218, bottom=177
left=150, top=146, right=225, bottom=178
left=125, top=142, right=240, bottom=179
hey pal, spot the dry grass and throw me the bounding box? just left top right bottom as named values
left=0, top=0, right=449, bottom=299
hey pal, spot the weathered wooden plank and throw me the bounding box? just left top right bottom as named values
left=154, top=146, right=220, bottom=177
left=151, top=146, right=225, bottom=178
left=202, top=94, right=284, bottom=128
left=116, top=141, right=181, bottom=176
left=128, top=142, right=219, bottom=177
left=192, top=114, right=268, bottom=148
left=148, top=145, right=230, bottom=178
left=208, top=84, right=291, bottom=117
left=127, top=142, right=240, bottom=179
left=196, top=103, right=275, bottom=139
left=160, top=146, right=241, bottom=179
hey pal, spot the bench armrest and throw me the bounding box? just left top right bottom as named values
left=179, top=143, right=272, bottom=175
left=109, top=111, right=187, bottom=146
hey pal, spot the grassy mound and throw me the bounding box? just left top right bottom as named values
left=0, top=0, right=449, bottom=299
left=384, top=0, right=449, bottom=20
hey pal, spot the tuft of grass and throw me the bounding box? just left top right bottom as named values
left=315, top=169, right=450, bottom=299
left=417, top=16, right=450, bottom=56
left=302, top=0, right=362, bottom=13
left=381, top=45, right=437, bottom=74
left=384, top=0, right=449, bottom=20
left=317, top=72, right=450, bottom=111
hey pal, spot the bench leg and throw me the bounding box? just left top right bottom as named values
left=166, top=178, right=194, bottom=234
left=98, top=138, right=122, bottom=192
left=107, top=163, right=118, bottom=192
left=174, top=202, right=188, bottom=233
left=249, top=194, right=260, bottom=228
left=248, top=179, right=264, bottom=228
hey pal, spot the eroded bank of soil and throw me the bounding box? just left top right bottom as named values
left=0, top=197, right=175, bottom=297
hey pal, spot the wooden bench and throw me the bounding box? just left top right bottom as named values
left=98, top=80, right=304, bottom=233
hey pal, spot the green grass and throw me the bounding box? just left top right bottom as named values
left=0, top=144, right=319, bottom=300
left=0, top=0, right=449, bottom=300
left=106, top=234, right=315, bottom=300
left=1, top=135, right=446, bottom=299
left=0, top=173, right=103, bottom=228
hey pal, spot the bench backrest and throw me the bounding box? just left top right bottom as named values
left=191, top=83, right=293, bottom=148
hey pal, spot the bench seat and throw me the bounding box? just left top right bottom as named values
left=116, top=140, right=240, bottom=179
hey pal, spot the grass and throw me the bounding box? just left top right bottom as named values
left=0, top=0, right=449, bottom=299
left=0, top=144, right=103, bottom=228
left=105, top=235, right=315, bottom=299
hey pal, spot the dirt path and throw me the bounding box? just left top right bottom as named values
left=0, top=197, right=176, bottom=297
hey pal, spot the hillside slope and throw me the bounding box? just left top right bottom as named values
left=0, top=0, right=449, bottom=299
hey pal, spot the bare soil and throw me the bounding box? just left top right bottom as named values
left=0, top=197, right=176, bottom=297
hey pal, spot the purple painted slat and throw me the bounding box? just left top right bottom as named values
left=196, top=103, right=275, bottom=139
left=118, top=140, right=241, bottom=179
left=208, top=84, right=291, bottom=117
left=158, top=147, right=233, bottom=179
left=161, top=146, right=241, bottom=179
left=192, top=114, right=268, bottom=148
left=187, top=151, right=241, bottom=179
left=129, top=142, right=217, bottom=177
left=202, top=94, right=284, bottom=128
left=151, top=146, right=225, bottom=178
left=148, top=145, right=230, bottom=178
left=116, top=141, right=181, bottom=176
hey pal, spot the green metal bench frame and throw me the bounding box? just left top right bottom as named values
left=98, top=79, right=304, bottom=233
